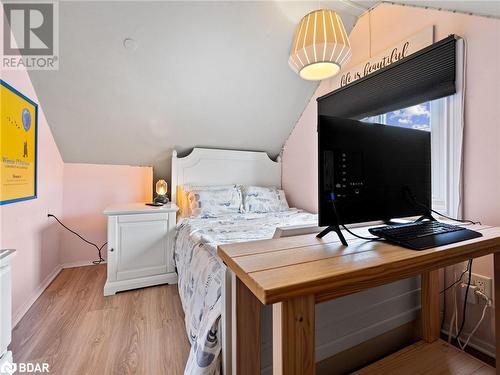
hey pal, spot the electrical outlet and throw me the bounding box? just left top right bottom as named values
left=466, top=272, right=492, bottom=300
left=460, top=284, right=478, bottom=304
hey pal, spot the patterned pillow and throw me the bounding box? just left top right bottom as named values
left=178, top=184, right=238, bottom=217
left=242, top=186, right=289, bottom=213
left=188, top=186, right=242, bottom=218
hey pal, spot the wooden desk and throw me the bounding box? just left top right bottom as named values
left=217, top=225, right=500, bottom=375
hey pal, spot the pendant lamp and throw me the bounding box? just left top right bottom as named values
left=289, top=9, right=352, bottom=80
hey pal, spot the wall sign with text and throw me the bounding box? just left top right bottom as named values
left=332, top=26, right=434, bottom=90
left=0, top=80, right=38, bottom=205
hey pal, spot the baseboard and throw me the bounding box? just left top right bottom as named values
left=441, top=325, right=496, bottom=358
left=104, top=272, right=178, bottom=296
left=315, top=320, right=418, bottom=375
left=61, top=260, right=106, bottom=269
left=12, top=264, right=62, bottom=328
left=315, top=306, right=420, bottom=360
left=261, top=321, right=418, bottom=375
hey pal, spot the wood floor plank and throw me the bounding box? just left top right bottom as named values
left=353, top=340, right=493, bottom=375
left=10, top=265, right=190, bottom=375
left=470, top=365, right=496, bottom=375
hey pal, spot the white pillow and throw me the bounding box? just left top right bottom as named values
left=178, top=184, right=238, bottom=217
left=188, top=186, right=242, bottom=218
left=242, top=186, right=289, bottom=213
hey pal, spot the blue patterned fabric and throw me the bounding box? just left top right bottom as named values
left=188, top=186, right=242, bottom=218
left=241, top=186, right=289, bottom=213
left=174, top=209, right=318, bottom=375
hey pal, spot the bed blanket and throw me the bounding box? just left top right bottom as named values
left=174, top=210, right=317, bottom=375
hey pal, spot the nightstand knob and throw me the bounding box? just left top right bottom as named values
left=109, top=248, right=114, bottom=252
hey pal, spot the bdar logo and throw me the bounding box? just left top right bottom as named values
left=0, top=362, right=17, bottom=375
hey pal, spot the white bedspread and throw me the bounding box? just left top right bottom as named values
left=174, top=209, right=318, bottom=375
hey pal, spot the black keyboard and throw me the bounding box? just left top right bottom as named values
left=369, top=221, right=482, bottom=250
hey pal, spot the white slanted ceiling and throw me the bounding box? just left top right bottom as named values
left=26, top=1, right=363, bottom=180
left=27, top=1, right=499, bottom=181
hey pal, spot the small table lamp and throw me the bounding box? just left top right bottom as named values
left=154, top=179, right=169, bottom=205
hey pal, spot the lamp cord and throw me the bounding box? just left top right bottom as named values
left=48, top=214, right=106, bottom=265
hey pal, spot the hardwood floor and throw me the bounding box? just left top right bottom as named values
left=10, top=265, right=190, bottom=375
left=353, top=340, right=495, bottom=375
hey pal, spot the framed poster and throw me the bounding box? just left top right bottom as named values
left=0, top=80, right=38, bottom=205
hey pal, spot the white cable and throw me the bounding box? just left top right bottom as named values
left=451, top=286, right=458, bottom=335
left=458, top=292, right=491, bottom=350
left=453, top=281, right=459, bottom=341
left=447, top=269, right=458, bottom=343
left=474, top=289, right=491, bottom=303
left=448, top=283, right=492, bottom=351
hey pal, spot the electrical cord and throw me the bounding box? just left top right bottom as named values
left=403, top=187, right=481, bottom=225
left=456, top=260, right=473, bottom=341
left=341, top=225, right=384, bottom=241
left=441, top=260, right=472, bottom=330
left=448, top=281, right=491, bottom=351
left=440, top=260, right=472, bottom=294
left=328, top=195, right=384, bottom=243
left=48, top=214, right=106, bottom=265
left=459, top=295, right=490, bottom=350
left=428, top=208, right=481, bottom=226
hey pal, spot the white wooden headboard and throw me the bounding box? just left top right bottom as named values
left=171, top=147, right=281, bottom=206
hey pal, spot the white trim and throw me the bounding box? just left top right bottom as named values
left=315, top=303, right=420, bottom=361
left=447, top=38, right=465, bottom=219
left=441, top=326, right=496, bottom=358
left=12, top=265, right=62, bottom=328
left=103, top=273, right=178, bottom=296
left=61, top=260, right=106, bottom=269
left=430, top=97, right=447, bottom=212
left=273, top=224, right=325, bottom=238
left=432, top=38, right=465, bottom=217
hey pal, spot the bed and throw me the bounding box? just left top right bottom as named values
left=171, top=148, right=421, bottom=375
left=171, top=148, right=320, bottom=374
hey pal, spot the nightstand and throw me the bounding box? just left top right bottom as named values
left=103, top=203, right=178, bottom=296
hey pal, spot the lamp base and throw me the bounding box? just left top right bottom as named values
left=154, top=195, right=169, bottom=205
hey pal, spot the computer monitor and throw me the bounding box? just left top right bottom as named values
left=318, top=115, right=431, bottom=243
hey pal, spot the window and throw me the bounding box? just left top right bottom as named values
left=362, top=97, right=459, bottom=216
left=362, top=101, right=431, bottom=132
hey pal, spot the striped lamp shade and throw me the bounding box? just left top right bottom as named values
left=289, top=9, right=352, bottom=81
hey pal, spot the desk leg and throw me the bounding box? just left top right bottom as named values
left=273, top=295, right=315, bottom=375
left=421, top=270, right=440, bottom=342
left=494, top=253, right=500, bottom=371
left=235, top=277, right=261, bottom=375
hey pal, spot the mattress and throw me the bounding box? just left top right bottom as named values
left=174, top=209, right=318, bottom=375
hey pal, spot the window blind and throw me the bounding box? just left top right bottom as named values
left=317, top=35, right=457, bottom=119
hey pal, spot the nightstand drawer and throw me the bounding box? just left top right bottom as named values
left=117, top=213, right=168, bottom=223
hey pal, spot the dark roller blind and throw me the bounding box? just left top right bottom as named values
left=317, top=35, right=457, bottom=119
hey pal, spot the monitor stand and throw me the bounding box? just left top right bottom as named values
left=415, top=210, right=437, bottom=222
left=383, top=211, right=437, bottom=226
left=316, top=225, right=348, bottom=246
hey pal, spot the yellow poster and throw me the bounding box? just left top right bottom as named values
left=0, top=80, right=37, bottom=204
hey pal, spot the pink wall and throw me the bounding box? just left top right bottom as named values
left=61, top=163, right=152, bottom=266
left=282, top=4, right=500, bottom=353
left=0, top=73, right=65, bottom=325
left=0, top=72, right=153, bottom=323
left=1, top=8, right=153, bottom=325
